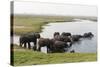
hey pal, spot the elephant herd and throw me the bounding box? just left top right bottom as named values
left=19, top=32, right=94, bottom=53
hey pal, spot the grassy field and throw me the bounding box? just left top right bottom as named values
left=12, top=45, right=97, bottom=66
left=13, top=15, right=97, bottom=35
left=13, top=15, right=74, bottom=35
left=12, top=15, right=97, bottom=66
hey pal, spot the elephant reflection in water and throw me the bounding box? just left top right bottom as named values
left=19, top=33, right=40, bottom=50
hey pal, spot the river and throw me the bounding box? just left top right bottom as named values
left=13, top=19, right=97, bottom=53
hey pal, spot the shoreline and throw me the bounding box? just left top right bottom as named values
left=12, top=15, right=97, bottom=35
left=13, top=15, right=74, bottom=35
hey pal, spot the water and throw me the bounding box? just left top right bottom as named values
left=13, top=19, right=97, bottom=53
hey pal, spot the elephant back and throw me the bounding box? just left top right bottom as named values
left=19, top=32, right=40, bottom=42
left=61, top=32, right=71, bottom=37
left=83, top=32, right=94, bottom=38
left=20, top=35, right=30, bottom=42
left=71, top=35, right=82, bottom=41
left=53, top=41, right=66, bottom=48
left=38, top=38, right=51, bottom=47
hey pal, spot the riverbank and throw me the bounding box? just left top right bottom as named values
left=12, top=45, right=97, bottom=66
left=13, top=15, right=74, bottom=35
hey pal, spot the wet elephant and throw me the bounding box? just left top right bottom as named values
left=53, top=32, right=72, bottom=47
left=19, top=32, right=40, bottom=50
left=53, top=32, right=63, bottom=41
left=71, top=35, right=83, bottom=42
left=61, top=32, right=72, bottom=47
left=38, top=38, right=70, bottom=53
left=52, top=40, right=69, bottom=53
left=61, top=32, right=71, bottom=37
left=83, top=32, right=94, bottom=38
left=62, top=36, right=73, bottom=47
left=38, top=38, right=53, bottom=53
left=54, top=32, right=60, bottom=37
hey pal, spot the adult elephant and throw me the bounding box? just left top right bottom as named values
left=53, top=32, right=62, bottom=41
left=52, top=40, right=69, bottom=53
left=61, top=32, right=71, bottom=37
left=61, top=32, right=72, bottom=47
left=38, top=38, right=69, bottom=53
left=53, top=32, right=60, bottom=37
left=19, top=32, right=40, bottom=50
left=83, top=32, right=94, bottom=38
left=53, top=32, right=72, bottom=47
left=38, top=38, right=53, bottom=53
left=71, top=35, right=83, bottom=42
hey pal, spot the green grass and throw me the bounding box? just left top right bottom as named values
left=12, top=15, right=97, bottom=66
left=12, top=15, right=97, bottom=35
left=13, top=15, right=74, bottom=35
left=12, top=45, right=97, bottom=66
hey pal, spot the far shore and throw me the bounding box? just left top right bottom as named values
left=12, top=14, right=97, bottom=35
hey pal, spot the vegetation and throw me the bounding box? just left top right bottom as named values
left=13, top=15, right=74, bottom=35
left=12, top=15, right=97, bottom=66
left=12, top=45, right=97, bottom=66
left=13, top=15, right=97, bottom=35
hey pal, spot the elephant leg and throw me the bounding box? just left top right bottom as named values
left=69, top=42, right=72, bottom=47
left=28, top=42, right=31, bottom=49
left=33, top=41, right=37, bottom=51
left=33, top=45, right=37, bottom=51
left=47, top=47, right=49, bottom=53
left=24, top=43, right=27, bottom=48
left=47, top=46, right=52, bottom=53
left=38, top=46, right=41, bottom=51
left=19, top=42, right=22, bottom=47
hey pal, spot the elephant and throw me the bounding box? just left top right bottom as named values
left=62, top=36, right=73, bottom=47
left=53, top=32, right=72, bottom=47
left=52, top=40, right=69, bottom=53
left=19, top=32, right=40, bottom=50
left=60, top=32, right=73, bottom=47
left=53, top=32, right=60, bottom=37
left=61, top=32, right=72, bottom=45
left=61, top=32, right=71, bottom=37
left=53, top=32, right=71, bottom=42
left=38, top=38, right=70, bottom=53
left=53, top=32, right=63, bottom=41
left=83, top=32, right=94, bottom=38
left=38, top=38, right=53, bottom=53
left=71, top=35, right=83, bottom=42
left=19, top=35, right=28, bottom=48
left=53, top=32, right=64, bottom=41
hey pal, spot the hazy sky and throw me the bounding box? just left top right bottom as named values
left=14, top=1, right=97, bottom=17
